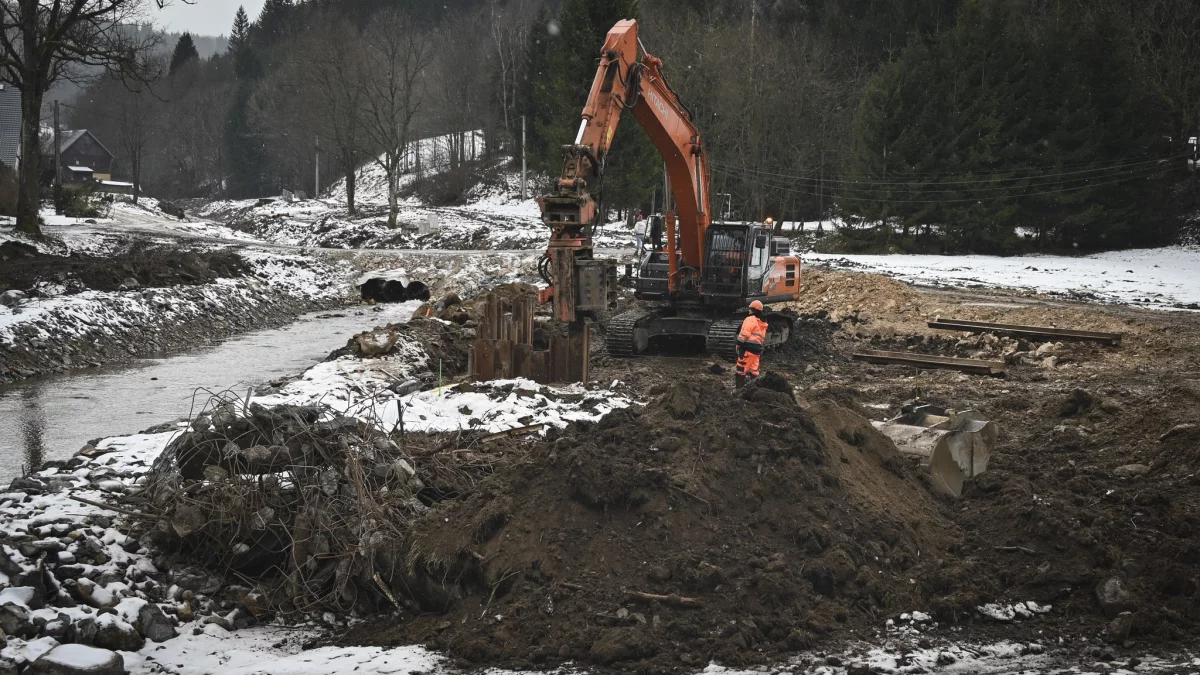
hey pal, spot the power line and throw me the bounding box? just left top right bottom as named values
left=716, top=160, right=1176, bottom=197
left=710, top=152, right=1188, bottom=188
left=711, top=164, right=1174, bottom=204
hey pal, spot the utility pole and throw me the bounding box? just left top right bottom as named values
left=314, top=136, right=320, bottom=197
left=53, top=100, right=61, bottom=213
left=520, top=115, right=527, bottom=200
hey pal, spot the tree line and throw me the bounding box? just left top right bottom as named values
left=43, top=0, right=1200, bottom=251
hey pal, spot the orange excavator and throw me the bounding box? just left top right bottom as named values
left=538, top=19, right=801, bottom=358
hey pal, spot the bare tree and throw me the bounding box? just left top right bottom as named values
left=487, top=0, right=532, bottom=139
left=359, top=8, right=432, bottom=229
left=113, top=80, right=160, bottom=204
left=295, top=18, right=367, bottom=213
left=0, top=0, right=163, bottom=236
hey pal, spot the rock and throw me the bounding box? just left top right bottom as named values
left=29, top=644, right=124, bottom=675
left=1060, top=388, right=1094, bottom=416
left=1099, top=399, right=1123, bottom=414
left=117, top=278, right=139, bottom=291
left=0, top=291, right=26, bottom=307
left=200, top=614, right=232, bottom=631
left=136, top=603, right=177, bottom=642
left=588, top=628, right=657, bottom=664
left=1113, top=464, right=1149, bottom=478
left=0, top=659, right=16, bottom=675
left=0, top=605, right=30, bottom=638
left=93, top=616, right=144, bottom=652
left=171, top=566, right=222, bottom=595
left=1159, top=423, right=1196, bottom=442
left=1034, top=342, right=1059, bottom=356
left=1041, top=355, right=1058, bottom=369
left=660, top=382, right=699, bottom=420
left=706, top=362, right=725, bottom=375
left=65, top=616, right=97, bottom=645
left=1106, top=612, right=1133, bottom=644
left=847, top=665, right=872, bottom=675
left=1096, top=577, right=1135, bottom=617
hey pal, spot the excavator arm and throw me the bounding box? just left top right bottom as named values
left=540, top=19, right=710, bottom=322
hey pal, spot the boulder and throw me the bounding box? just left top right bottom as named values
left=170, top=566, right=222, bottom=595
left=1113, top=464, right=1149, bottom=478
left=0, top=291, right=26, bottom=308
left=1106, top=611, right=1133, bottom=644
left=29, top=644, right=124, bottom=675
left=136, top=603, right=176, bottom=643
left=1096, top=577, right=1135, bottom=618
left=92, top=616, right=144, bottom=652
left=0, top=604, right=31, bottom=638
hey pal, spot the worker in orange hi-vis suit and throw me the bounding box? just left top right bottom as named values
left=735, top=300, right=768, bottom=388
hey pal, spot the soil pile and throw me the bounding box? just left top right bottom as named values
left=348, top=375, right=962, bottom=670
left=949, top=381, right=1200, bottom=643
left=788, top=268, right=924, bottom=324
left=0, top=245, right=249, bottom=294
left=327, top=317, right=473, bottom=376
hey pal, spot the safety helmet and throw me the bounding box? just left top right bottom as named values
left=749, top=300, right=764, bottom=313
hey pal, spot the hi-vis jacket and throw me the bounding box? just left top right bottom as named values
left=736, top=315, right=768, bottom=354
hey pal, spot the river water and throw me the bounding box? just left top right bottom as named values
left=0, top=300, right=422, bottom=485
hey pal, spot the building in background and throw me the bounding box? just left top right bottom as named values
left=58, top=129, right=113, bottom=183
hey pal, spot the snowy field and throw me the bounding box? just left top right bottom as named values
left=804, top=246, right=1200, bottom=309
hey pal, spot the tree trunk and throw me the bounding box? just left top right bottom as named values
left=132, top=154, right=140, bottom=205
left=16, top=87, right=43, bottom=237
left=345, top=166, right=357, bottom=216
left=386, top=153, right=399, bottom=228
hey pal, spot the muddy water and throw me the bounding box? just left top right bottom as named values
left=0, top=300, right=423, bottom=485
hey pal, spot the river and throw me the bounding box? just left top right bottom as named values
left=0, top=300, right=423, bottom=485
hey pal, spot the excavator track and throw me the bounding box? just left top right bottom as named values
left=606, top=309, right=652, bottom=357
left=707, top=317, right=743, bottom=361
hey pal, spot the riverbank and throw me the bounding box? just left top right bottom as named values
left=1, top=247, right=345, bottom=384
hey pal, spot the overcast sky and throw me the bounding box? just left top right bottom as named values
left=154, top=0, right=265, bottom=38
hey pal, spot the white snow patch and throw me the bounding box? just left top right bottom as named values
left=804, top=246, right=1200, bottom=308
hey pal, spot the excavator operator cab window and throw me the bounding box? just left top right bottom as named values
left=750, top=233, right=768, bottom=270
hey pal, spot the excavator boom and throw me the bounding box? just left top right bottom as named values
left=540, top=19, right=710, bottom=322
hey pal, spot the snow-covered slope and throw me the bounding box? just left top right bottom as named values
left=196, top=131, right=635, bottom=252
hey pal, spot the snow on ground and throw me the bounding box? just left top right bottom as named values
left=804, top=246, right=1200, bottom=309
left=1, top=299, right=1193, bottom=673
left=0, top=250, right=342, bottom=350
left=195, top=129, right=636, bottom=252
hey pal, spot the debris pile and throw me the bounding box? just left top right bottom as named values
left=343, top=375, right=966, bottom=670
left=137, top=395, right=487, bottom=616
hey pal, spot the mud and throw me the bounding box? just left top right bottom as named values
left=342, top=269, right=1200, bottom=669
left=346, top=373, right=969, bottom=671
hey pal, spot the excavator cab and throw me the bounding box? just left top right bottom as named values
left=700, top=223, right=772, bottom=303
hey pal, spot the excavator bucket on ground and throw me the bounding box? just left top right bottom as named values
left=871, top=405, right=998, bottom=497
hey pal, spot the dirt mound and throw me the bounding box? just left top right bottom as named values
left=346, top=376, right=959, bottom=670
left=327, top=317, right=472, bottom=376
left=0, top=244, right=249, bottom=294
left=788, top=268, right=923, bottom=323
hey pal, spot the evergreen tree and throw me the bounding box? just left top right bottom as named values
left=229, top=6, right=250, bottom=52
left=229, top=6, right=259, bottom=79
left=846, top=0, right=1171, bottom=252
left=224, top=85, right=270, bottom=198
left=255, top=0, right=294, bottom=46
left=169, top=33, right=200, bottom=75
